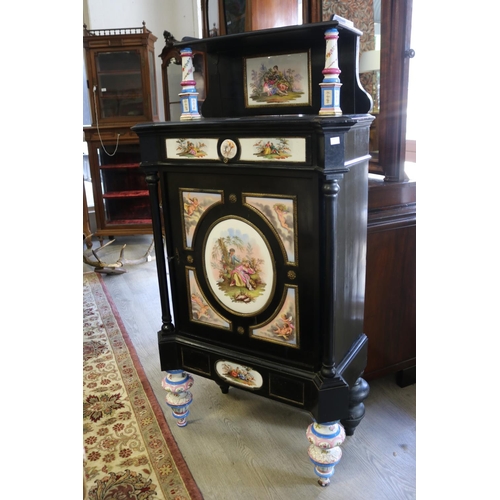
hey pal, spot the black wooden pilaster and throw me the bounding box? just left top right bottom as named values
left=321, top=177, right=340, bottom=378
left=145, top=171, right=175, bottom=334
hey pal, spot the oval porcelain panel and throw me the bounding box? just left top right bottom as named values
left=204, top=217, right=274, bottom=316
left=215, top=360, right=263, bottom=389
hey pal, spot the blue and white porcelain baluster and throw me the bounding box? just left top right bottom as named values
left=319, top=28, right=343, bottom=116
left=179, top=47, right=201, bottom=121
left=306, top=420, right=346, bottom=486
left=161, top=369, right=194, bottom=427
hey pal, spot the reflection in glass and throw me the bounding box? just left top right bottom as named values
left=206, top=0, right=304, bottom=36
left=96, top=51, right=144, bottom=118
left=224, top=0, right=247, bottom=34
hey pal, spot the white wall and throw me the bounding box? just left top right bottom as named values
left=83, top=0, right=202, bottom=121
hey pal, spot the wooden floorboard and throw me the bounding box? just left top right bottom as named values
left=84, top=235, right=416, bottom=500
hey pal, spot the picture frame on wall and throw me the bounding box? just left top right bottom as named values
left=244, top=51, right=311, bottom=108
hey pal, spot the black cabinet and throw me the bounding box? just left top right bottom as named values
left=134, top=19, right=373, bottom=487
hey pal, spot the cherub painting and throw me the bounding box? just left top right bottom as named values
left=244, top=195, right=296, bottom=264
left=188, top=270, right=230, bottom=329
left=181, top=191, right=222, bottom=248
left=251, top=286, right=299, bottom=347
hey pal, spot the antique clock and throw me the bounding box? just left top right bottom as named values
left=133, top=19, right=373, bottom=487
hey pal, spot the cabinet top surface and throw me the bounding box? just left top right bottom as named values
left=132, top=114, right=373, bottom=136
left=175, top=20, right=362, bottom=53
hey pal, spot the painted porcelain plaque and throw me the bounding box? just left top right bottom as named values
left=239, top=137, right=306, bottom=162
left=220, top=139, right=238, bottom=160
left=187, top=269, right=231, bottom=330
left=244, top=51, right=311, bottom=108
left=215, top=361, right=263, bottom=389
left=251, top=286, right=299, bottom=347
left=244, top=195, right=297, bottom=263
left=165, top=138, right=219, bottom=159
left=204, top=217, right=275, bottom=316
left=180, top=190, right=223, bottom=248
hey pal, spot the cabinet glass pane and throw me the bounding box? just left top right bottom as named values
left=95, top=51, right=144, bottom=119
left=97, top=144, right=141, bottom=167
left=97, top=144, right=150, bottom=224
left=148, top=50, right=158, bottom=117
left=103, top=197, right=152, bottom=223
left=96, top=51, right=141, bottom=72
left=98, top=73, right=142, bottom=95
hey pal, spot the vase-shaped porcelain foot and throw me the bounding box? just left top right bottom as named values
left=162, top=370, right=194, bottom=427
left=306, top=420, right=346, bottom=486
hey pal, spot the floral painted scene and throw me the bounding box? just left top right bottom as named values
left=215, top=361, right=263, bottom=389
left=245, top=52, right=310, bottom=107
left=219, top=363, right=257, bottom=386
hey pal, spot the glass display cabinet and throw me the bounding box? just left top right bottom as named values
left=83, top=125, right=153, bottom=238
left=83, top=22, right=159, bottom=125
left=134, top=19, right=373, bottom=487
left=83, top=23, right=159, bottom=241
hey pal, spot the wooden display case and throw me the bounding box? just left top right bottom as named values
left=83, top=24, right=159, bottom=240
left=83, top=125, right=153, bottom=239
left=83, top=23, right=159, bottom=125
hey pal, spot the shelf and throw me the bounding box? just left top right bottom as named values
left=100, top=92, right=143, bottom=98
left=102, top=190, right=149, bottom=198
left=99, top=162, right=141, bottom=169
left=104, top=218, right=152, bottom=225
left=98, top=70, right=141, bottom=76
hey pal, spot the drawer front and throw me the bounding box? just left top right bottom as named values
left=165, top=136, right=307, bottom=164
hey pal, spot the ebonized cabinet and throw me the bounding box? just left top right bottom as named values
left=134, top=20, right=374, bottom=487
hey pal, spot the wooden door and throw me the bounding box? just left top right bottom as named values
left=247, top=0, right=300, bottom=31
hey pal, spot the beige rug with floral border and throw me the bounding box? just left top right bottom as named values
left=83, top=272, right=203, bottom=500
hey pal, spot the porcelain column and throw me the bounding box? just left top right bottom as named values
left=319, top=28, right=342, bottom=116
left=179, top=47, right=201, bottom=121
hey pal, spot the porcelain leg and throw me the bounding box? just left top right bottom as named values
left=161, top=370, right=194, bottom=427
left=306, top=420, right=346, bottom=487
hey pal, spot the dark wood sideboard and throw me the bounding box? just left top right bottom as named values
left=364, top=177, right=416, bottom=386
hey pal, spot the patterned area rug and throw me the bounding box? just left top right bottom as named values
left=83, top=272, right=203, bottom=500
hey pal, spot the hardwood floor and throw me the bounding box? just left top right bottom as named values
left=83, top=235, right=416, bottom=500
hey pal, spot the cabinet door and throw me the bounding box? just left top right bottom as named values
left=160, top=165, right=324, bottom=371
left=97, top=143, right=151, bottom=226
left=90, top=49, right=147, bottom=123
